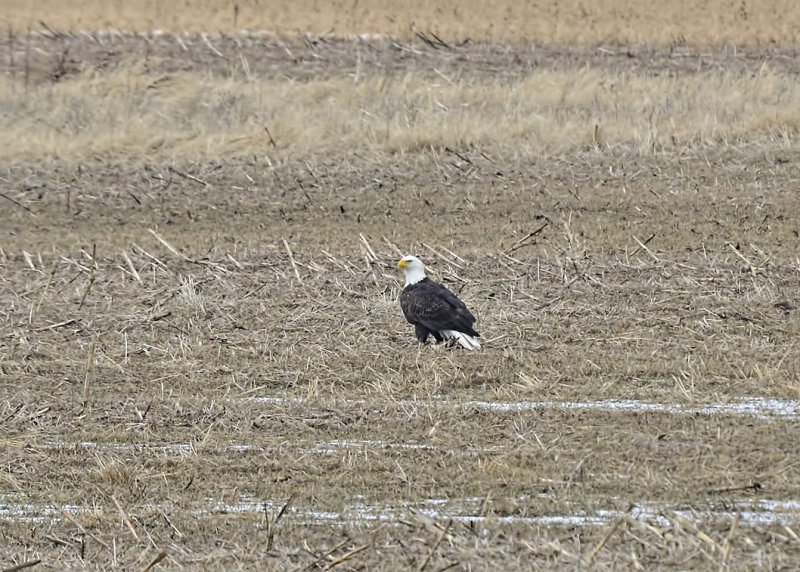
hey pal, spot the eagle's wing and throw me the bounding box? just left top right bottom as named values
left=401, top=282, right=477, bottom=334
left=431, top=283, right=473, bottom=315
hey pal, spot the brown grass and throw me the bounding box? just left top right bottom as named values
left=2, top=0, right=800, bottom=46
left=2, top=35, right=800, bottom=163
left=2, top=32, right=800, bottom=572
left=3, top=143, right=800, bottom=568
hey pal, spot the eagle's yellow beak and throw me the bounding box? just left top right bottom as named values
left=397, top=259, right=408, bottom=269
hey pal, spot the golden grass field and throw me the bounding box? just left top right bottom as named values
left=2, top=4, right=800, bottom=571
left=2, top=0, right=800, bottom=45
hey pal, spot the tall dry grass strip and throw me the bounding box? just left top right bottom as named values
left=4, top=0, right=800, bottom=46
left=4, top=38, right=800, bottom=162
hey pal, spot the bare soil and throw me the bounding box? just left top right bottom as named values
left=2, top=34, right=800, bottom=571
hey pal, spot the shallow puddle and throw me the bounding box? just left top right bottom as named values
left=208, top=495, right=800, bottom=527
left=248, top=395, right=800, bottom=420
left=4, top=493, right=798, bottom=529
left=39, top=393, right=800, bottom=457
left=467, top=396, right=800, bottom=419
left=44, top=438, right=501, bottom=455
left=0, top=497, right=87, bottom=524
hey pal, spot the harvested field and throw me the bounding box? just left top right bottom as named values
left=2, top=11, right=800, bottom=572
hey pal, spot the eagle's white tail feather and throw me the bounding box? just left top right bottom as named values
left=441, top=330, right=481, bottom=350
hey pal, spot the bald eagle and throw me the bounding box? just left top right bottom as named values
left=397, top=255, right=481, bottom=350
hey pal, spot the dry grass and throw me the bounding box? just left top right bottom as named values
left=3, top=144, right=800, bottom=568
left=3, top=33, right=800, bottom=571
left=2, top=35, right=800, bottom=163
left=2, top=0, right=800, bottom=46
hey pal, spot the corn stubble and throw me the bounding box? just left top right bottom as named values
left=1, top=27, right=800, bottom=572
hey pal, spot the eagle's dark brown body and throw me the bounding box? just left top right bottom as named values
left=399, top=277, right=480, bottom=348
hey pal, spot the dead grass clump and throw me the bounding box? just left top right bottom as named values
left=92, top=455, right=139, bottom=487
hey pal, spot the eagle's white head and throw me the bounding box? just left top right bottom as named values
left=397, top=255, right=427, bottom=287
